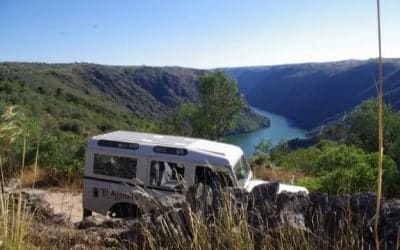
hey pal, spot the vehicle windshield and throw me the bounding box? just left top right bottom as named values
left=233, top=155, right=252, bottom=187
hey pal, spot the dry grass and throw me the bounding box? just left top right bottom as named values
left=137, top=191, right=255, bottom=250
left=19, top=166, right=47, bottom=188
left=2, top=168, right=398, bottom=249
left=253, top=165, right=307, bottom=184
left=50, top=178, right=82, bottom=194
left=0, top=191, right=32, bottom=250
left=375, top=1, right=384, bottom=248
left=0, top=156, right=33, bottom=249
left=132, top=192, right=381, bottom=250
left=19, top=167, right=82, bottom=194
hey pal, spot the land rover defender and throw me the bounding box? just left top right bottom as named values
left=82, top=131, right=307, bottom=218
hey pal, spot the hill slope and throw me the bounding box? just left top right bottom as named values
left=0, top=62, right=267, bottom=136
left=0, top=63, right=203, bottom=135
left=224, top=59, right=400, bottom=129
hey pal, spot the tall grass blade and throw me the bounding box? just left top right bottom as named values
left=374, top=0, right=384, bottom=249
left=32, top=146, right=39, bottom=189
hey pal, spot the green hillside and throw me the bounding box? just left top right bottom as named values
left=0, top=63, right=203, bottom=135
left=0, top=62, right=268, bottom=180
left=0, top=62, right=268, bottom=135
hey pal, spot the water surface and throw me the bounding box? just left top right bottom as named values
left=224, top=107, right=307, bottom=156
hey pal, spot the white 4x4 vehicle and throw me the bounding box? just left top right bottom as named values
left=82, top=131, right=308, bottom=218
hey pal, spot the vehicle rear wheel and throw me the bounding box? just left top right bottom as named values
left=109, top=203, right=141, bottom=219
left=83, top=208, right=92, bottom=218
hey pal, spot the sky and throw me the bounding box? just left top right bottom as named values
left=0, top=0, right=399, bottom=69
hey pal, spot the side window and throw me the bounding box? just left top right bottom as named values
left=150, top=161, right=185, bottom=189
left=195, top=166, right=218, bottom=189
left=195, top=166, right=233, bottom=189
left=93, top=154, right=137, bottom=179
left=216, top=172, right=233, bottom=188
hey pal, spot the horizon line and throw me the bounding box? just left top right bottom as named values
left=1, top=57, right=400, bottom=70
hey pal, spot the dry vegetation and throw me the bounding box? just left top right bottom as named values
left=252, top=164, right=307, bottom=184
left=0, top=157, right=32, bottom=249
left=0, top=142, right=397, bottom=249
left=19, top=167, right=82, bottom=193
left=1, top=167, right=400, bottom=249
left=12, top=184, right=400, bottom=249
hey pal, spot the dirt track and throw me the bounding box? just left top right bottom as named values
left=26, top=188, right=83, bottom=223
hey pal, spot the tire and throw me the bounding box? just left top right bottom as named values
left=83, top=208, right=92, bottom=218
left=109, top=203, right=141, bottom=219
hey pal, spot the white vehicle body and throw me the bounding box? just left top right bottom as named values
left=82, top=131, right=308, bottom=218
left=244, top=176, right=309, bottom=193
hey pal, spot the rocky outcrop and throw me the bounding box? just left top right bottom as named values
left=5, top=183, right=400, bottom=249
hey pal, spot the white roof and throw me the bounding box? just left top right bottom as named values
left=89, top=130, right=243, bottom=167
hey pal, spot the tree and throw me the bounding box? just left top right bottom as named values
left=347, top=99, right=400, bottom=165
left=0, top=106, right=41, bottom=175
left=159, top=102, right=196, bottom=136
left=160, top=72, right=245, bottom=140
left=194, top=72, right=245, bottom=139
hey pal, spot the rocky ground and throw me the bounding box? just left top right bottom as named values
left=24, top=188, right=83, bottom=223
left=4, top=182, right=400, bottom=249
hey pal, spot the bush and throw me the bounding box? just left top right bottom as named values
left=318, top=164, right=374, bottom=194
left=59, top=119, right=84, bottom=134
left=254, top=138, right=272, bottom=155
left=367, top=153, right=400, bottom=197
left=281, top=142, right=400, bottom=197
left=39, top=134, right=86, bottom=180
left=280, top=147, right=320, bottom=173
left=295, top=177, right=322, bottom=193
left=347, top=99, right=400, bottom=165
left=249, top=139, right=272, bottom=166
left=97, top=122, right=114, bottom=132
left=314, top=144, right=367, bottom=174
left=251, top=154, right=269, bottom=166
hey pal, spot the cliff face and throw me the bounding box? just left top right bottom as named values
left=224, top=59, right=400, bottom=129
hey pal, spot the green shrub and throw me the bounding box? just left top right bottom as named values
left=280, top=142, right=400, bottom=197
left=59, top=119, right=84, bottom=134
left=367, top=153, right=400, bottom=197
left=254, top=138, right=272, bottom=155
left=269, top=141, right=290, bottom=165
left=314, top=144, right=367, bottom=174
left=295, top=177, right=322, bottom=193
left=251, top=153, right=269, bottom=166
left=318, top=164, right=375, bottom=194
left=347, top=99, right=400, bottom=165
left=280, top=147, right=320, bottom=173
left=39, top=134, right=86, bottom=179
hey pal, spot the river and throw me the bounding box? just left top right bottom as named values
left=224, top=107, right=307, bottom=156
